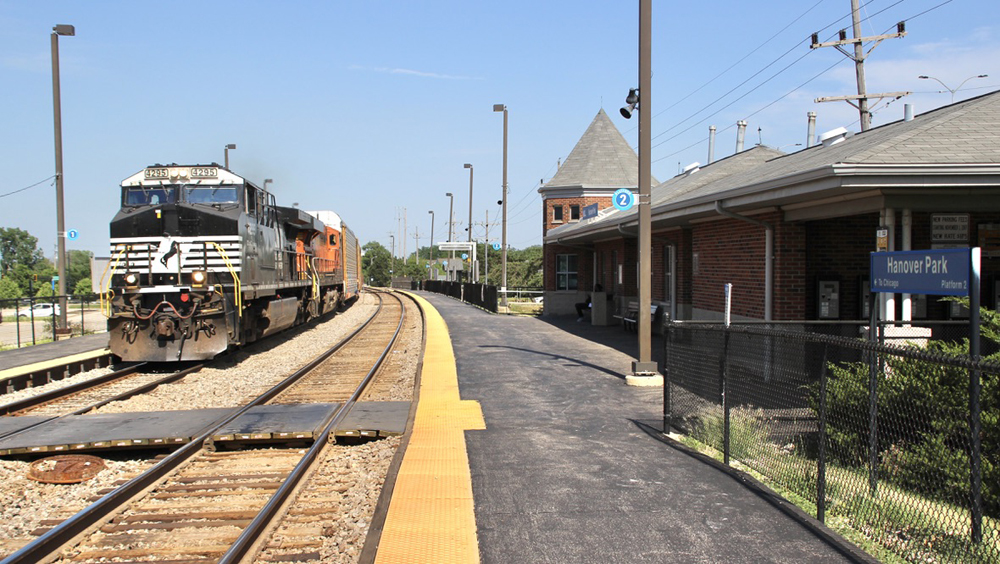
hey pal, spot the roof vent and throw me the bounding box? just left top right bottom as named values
left=681, top=162, right=701, bottom=175
left=818, top=127, right=850, bottom=147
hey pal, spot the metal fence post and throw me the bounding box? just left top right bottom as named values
left=663, top=323, right=672, bottom=433
left=867, top=293, right=879, bottom=496
left=817, top=342, right=829, bottom=523
left=720, top=330, right=731, bottom=465
left=969, top=248, right=983, bottom=544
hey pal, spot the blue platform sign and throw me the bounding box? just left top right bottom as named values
left=612, top=188, right=635, bottom=211
left=870, top=248, right=971, bottom=296
left=581, top=203, right=598, bottom=220
left=492, top=242, right=501, bottom=251
left=67, top=229, right=79, bottom=240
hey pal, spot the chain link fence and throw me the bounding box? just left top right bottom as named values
left=664, top=320, right=998, bottom=563
left=0, top=294, right=104, bottom=349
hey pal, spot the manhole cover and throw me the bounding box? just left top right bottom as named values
left=28, top=454, right=106, bottom=484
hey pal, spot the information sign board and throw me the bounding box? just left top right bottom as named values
left=581, top=203, right=598, bottom=220
left=870, top=248, right=970, bottom=296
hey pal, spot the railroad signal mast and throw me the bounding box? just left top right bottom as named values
left=811, top=0, right=909, bottom=131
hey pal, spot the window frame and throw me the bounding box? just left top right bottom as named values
left=556, top=253, right=578, bottom=291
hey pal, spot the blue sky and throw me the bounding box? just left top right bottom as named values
left=2, top=0, right=998, bottom=263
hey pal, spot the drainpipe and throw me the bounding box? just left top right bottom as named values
left=735, top=120, right=747, bottom=153
left=708, top=125, right=716, bottom=164
left=806, top=112, right=817, bottom=148
left=884, top=208, right=896, bottom=322
left=902, top=209, right=912, bottom=321
left=715, top=202, right=773, bottom=321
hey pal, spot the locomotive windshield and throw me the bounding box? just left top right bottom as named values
left=184, top=185, right=240, bottom=204
left=122, top=184, right=240, bottom=207
left=124, top=186, right=177, bottom=206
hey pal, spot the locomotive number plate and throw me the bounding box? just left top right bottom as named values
left=144, top=168, right=169, bottom=179
left=191, top=167, right=218, bottom=178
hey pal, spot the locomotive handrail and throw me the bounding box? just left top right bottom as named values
left=100, top=244, right=129, bottom=317
left=210, top=241, right=242, bottom=318
left=309, top=257, right=320, bottom=300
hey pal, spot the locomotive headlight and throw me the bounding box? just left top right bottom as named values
left=191, top=270, right=207, bottom=287
left=124, top=273, right=139, bottom=288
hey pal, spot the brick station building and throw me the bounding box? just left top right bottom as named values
left=541, top=91, right=1000, bottom=324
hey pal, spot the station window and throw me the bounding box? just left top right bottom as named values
left=570, top=204, right=580, bottom=221
left=556, top=254, right=578, bottom=291
left=553, top=205, right=564, bottom=223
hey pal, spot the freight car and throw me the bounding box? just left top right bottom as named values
left=101, top=164, right=362, bottom=362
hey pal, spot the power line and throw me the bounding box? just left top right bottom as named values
left=0, top=175, right=56, bottom=199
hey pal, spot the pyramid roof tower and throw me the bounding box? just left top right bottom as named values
left=540, top=109, right=658, bottom=194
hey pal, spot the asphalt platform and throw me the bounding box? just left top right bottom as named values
left=413, top=291, right=872, bottom=564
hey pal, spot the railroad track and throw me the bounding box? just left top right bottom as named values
left=1, top=289, right=409, bottom=564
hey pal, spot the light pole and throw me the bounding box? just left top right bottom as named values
left=918, top=74, right=988, bottom=103
left=51, top=23, right=74, bottom=333
left=446, top=192, right=454, bottom=281
left=464, top=163, right=475, bottom=282
left=493, top=104, right=508, bottom=308
left=389, top=234, right=395, bottom=284
left=224, top=144, right=236, bottom=169
left=263, top=178, right=273, bottom=191
left=620, top=0, right=657, bottom=380
left=427, top=210, right=435, bottom=263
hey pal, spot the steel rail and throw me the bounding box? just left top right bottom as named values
left=219, top=290, right=406, bottom=563
left=0, top=363, right=145, bottom=416
left=0, top=290, right=388, bottom=564
left=0, top=363, right=203, bottom=443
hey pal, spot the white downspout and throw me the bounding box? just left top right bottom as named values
left=902, top=209, right=912, bottom=322
left=885, top=207, right=896, bottom=322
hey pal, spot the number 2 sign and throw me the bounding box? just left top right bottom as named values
left=613, top=188, right=635, bottom=211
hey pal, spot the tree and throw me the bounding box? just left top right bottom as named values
left=0, top=228, right=44, bottom=279
left=66, top=250, right=93, bottom=293
left=0, top=277, right=20, bottom=300
left=362, top=242, right=392, bottom=287
left=74, top=278, right=94, bottom=296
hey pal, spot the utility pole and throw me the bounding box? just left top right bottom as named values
left=811, top=0, right=908, bottom=131
left=412, top=226, right=420, bottom=266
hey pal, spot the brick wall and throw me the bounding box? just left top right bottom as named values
left=543, top=195, right=613, bottom=235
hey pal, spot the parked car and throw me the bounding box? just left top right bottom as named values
left=17, top=303, right=61, bottom=318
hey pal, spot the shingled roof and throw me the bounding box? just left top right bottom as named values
left=540, top=109, right=658, bottom=191
left=546, top=89, right=1000, bottom=244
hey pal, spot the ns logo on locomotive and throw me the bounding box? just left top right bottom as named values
left=102, top=164, right=362, bottom=362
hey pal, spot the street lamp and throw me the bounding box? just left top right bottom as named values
left=464, top=163, right=475, bottom=282
left=263, top=178, right=273, bottom=191
left=918, top=74, right=988, bottom=104
left=427, top=210, right=435, bottom=263
left=493, top=104, right=508, bottom=308
left=621, top=0, right=658, bottom=381
left=224, top=144, right=236, bottom=169
left=445, top=192, right=454, bottom=281
left=51, top=23, right=74, bottom=333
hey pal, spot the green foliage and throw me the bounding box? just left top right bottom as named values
left=0, top=228, right=44, bottom=276
left=73, top=278, right=94, bottom=296
left=66, top=250, right=93, bottom=293
left=813, top=302, right=1000, bottom=518
left=0, top=277, right=20, bottom=300
left=35, top=283, right=55, bottom=298
left=362, top=242, right=392, bottom=287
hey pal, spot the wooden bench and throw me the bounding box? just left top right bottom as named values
left=622, top=302, right=662, bottom=332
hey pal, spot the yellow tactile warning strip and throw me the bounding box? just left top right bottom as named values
left=0, top=348, right=110, bottom=382
left=375, top=292, right=485, bottom=564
